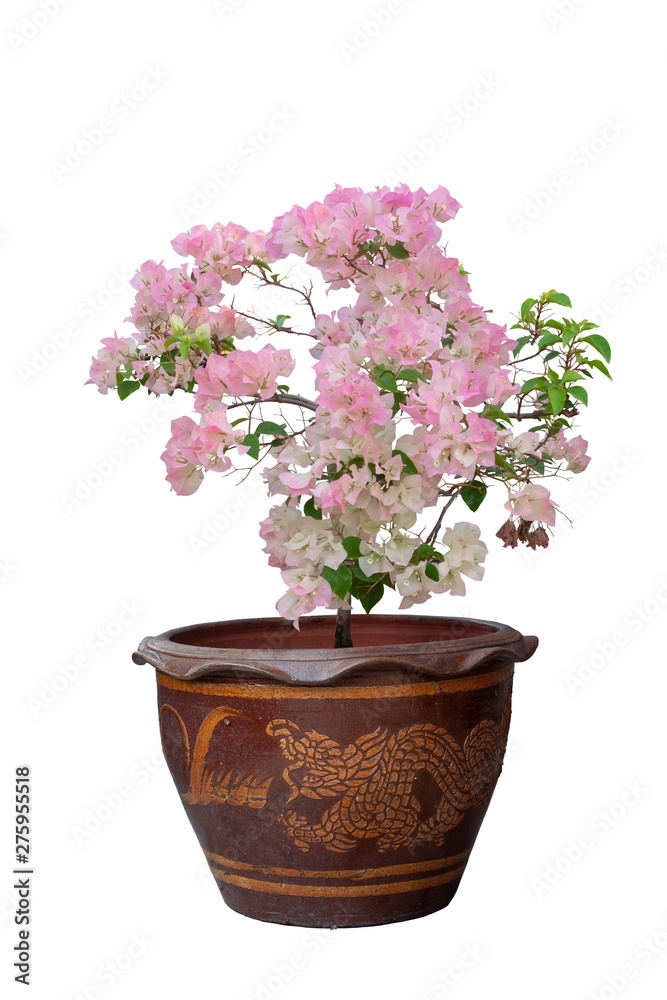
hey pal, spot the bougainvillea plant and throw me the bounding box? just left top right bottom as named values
left=87, top=184, right=611, bottom=646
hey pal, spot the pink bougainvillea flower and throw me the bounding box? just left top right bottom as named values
left=86, top=334, right=136, bottom=393
left=504, top=484, right=558, bottom=526
left=195, top=344, right=295, bottom=408
left=563, top=434, right=590, bottom=473
left=161, top=417, right=204, bottom=495
left=88, top=182, right=604, bottom=624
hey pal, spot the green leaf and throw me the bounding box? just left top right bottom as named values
left=424, top=563, right=440, bottom=582
left=413, top=543, right=438, bottom=561
left=397, top=368, right=425, bottom=382
left=256, top=420, right=287, bottom=437
left=393, top=450, right=418, bottom=475
left=580, top=321, right=599, bottom=331
left=482, top=405, right=512, bottom=426
left=322, top=565, right=353, bottom=601
left=178, top=340, right=190, bottom=359
left=241, top=433, right=260, bottom=460
left=274, top=314, right=290, bottom=328
left=342, top=536, right=362, bottom=559
left=568, top=385, right=589, bottom=405
left=352, top=563, right=372, bottom=581
left=391, top=391, right=407, bottom=415
left=546, top=290, right=572, bottom=308
left=354, top=239, right=382, bottom=261
left=543, top=319, right=564, bottom=331
left=253, top=259, right=271, bottom=270
left=512, top=336, right=531, bottom=356
left=561, top=370, right=585, bottom=382
left=586, top=358, right=613, bottom=380
left=548, top=387, right=567, bottom=415
left=460, top=481, right=487, bottom=512
left=521, top=377, right=547, bottom=394
left=371, top=363, right=386, bottom=377
left=376, top=371, right=398, bottom=392
left=521, top=298, right=537, bottom=320
left=303, top=498, right=322, bottom=520
left=277, top=384, right=290, bottom=392
left=543, top=351, right=559, bottom=363
left=117, top=379, right=140, bottom=401
left=493, top=453, right=514, bottom=473
left=385, top=241, right=410, bottom=259
left=582, top=334, right=612, bottom=363
left=538, top=332, right=561, bottom=350
left=359, top=580, right=385, bottom=613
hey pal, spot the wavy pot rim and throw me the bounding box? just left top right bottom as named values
left=133, top=613, right=539, bottom=686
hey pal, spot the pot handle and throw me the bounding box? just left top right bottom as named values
left=132, top=639, right=164, bottom=670
left=514, top=634, right=539, bottom=662
left=432, top=634, right=538, bottom=676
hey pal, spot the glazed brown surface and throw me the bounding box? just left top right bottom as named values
left=171, top=615, right=495, bottom=649
left=144, top=615, right=536, bottom=927
left=134, top=613, right=538, bottom=685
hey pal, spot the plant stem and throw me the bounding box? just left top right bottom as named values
left=503, top=407, right=578, bottom=420
left=226, top=392, right=318, bottom=413
left=425, top=492, right=459, bottom=545
left=334, top=607, right=353, bottom=648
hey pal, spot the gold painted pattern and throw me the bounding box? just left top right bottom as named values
left=157, top=665, right=512, bottom=699
left=267, top=713, right=508, bottom=852
left=160, top=700, right=510, bottom=853
left=207, top=863, right=467, bottom=897
left=202, top=846, right=472, bottom=880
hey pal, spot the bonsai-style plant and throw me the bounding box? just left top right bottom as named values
left=87, top=183, right=612, bottom=928
left=87, top=182, right=610, bottom=645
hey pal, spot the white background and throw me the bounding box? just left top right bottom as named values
left=3, top=1, right=667, bottom=998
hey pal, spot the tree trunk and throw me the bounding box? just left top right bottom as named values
left=334, top=607, right=353, bottom=648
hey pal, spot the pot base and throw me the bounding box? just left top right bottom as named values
left=220, top=879, right=462, bottom=928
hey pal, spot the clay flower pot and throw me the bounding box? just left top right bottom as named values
left=133, top=614, right=537, bottom=928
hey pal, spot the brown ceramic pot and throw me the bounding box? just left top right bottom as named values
left=133, top=614, right=538, bottom=928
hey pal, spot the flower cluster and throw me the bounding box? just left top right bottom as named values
left=88, top=183, right=610, bottom=626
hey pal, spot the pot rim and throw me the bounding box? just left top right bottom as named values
left=133, top=613, right=538, bottom=686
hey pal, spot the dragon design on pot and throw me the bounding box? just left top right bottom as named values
left=161, top=703, right=510, bottom=853
left=265, top=712, right=509, bottom=852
